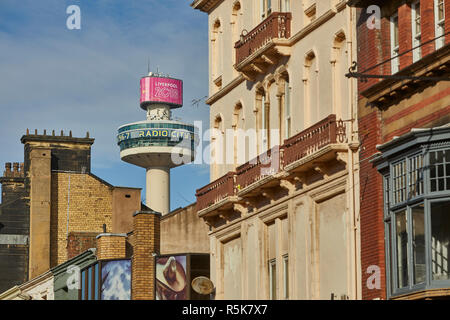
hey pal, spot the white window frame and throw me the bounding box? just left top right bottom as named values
left=269, top=259, right=277, bottom=300
left=391, top=13, right=400, bottom=74
left=435, top=0, right=446, bottom=50
left=411, top=1, right=422, bottom=63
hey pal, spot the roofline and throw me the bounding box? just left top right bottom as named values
left=51, top=248, right=97, bottom=275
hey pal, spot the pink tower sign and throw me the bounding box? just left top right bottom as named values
left=140, top=76, right=183, bottom=108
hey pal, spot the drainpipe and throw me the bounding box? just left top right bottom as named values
left=66, top=174, right=71, bottom=241
left=347, top=5, right=360, bottom=300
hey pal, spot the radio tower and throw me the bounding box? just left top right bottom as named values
left=117, top=71, right=197, bottom=215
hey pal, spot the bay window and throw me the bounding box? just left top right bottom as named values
left=377, top=127, right=450, bottom=297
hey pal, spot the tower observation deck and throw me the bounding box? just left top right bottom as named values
left=117, top=72, right=197, bottom=215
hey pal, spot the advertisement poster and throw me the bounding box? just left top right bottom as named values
left=156, top=255, right=187, bottom=300
left=101, top=259, right=131, bottom=300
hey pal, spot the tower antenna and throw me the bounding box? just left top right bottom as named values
left=147, top=58, right=150, bottom=75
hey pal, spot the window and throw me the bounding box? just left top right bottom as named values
left=261, top=93, right=269, bottom=151
left=411, top=1, right=422, bottom=63
left=431, top=201, right=450, bottom=281
left=283, top=255, right=289, bottom=299
left=435, top=0, right=446, bottom=50
left=267, top=217, right=289, bottom=300
left=392, top=160, right=406, bottom=204
left=284, top=80, right=291, bottom=140
left=80, top=263, right=100, bottom=300
left=260, top=0, right=272, bottom=21
left=430, top=150, right=450, bottom=192
left=390, top=14, right=400, bottom=74
left=395, top=210, right=408, bottom=288
left=379, top=128, right=450, bottom=297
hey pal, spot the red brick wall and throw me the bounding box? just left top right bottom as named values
left=399, top=3, right=413, bottom=69
left=358, top=110, right=386, bottom=300
left=356, top=8, right=383, bottom=94
left=67, top=232, right=98, bottom=260
left=446, top=0, right=450, bottom=44
left=356, top=0, right=450, bottom=300
left=422, top=0, right=437, bottom=56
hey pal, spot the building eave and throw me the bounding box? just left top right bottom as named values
left=191, top=0, right=223, bottom=13
left=50, top=248, right=97, bottom=276
left=19, top=270, right=53, bottom=291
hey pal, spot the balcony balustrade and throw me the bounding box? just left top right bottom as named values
left=283, top=114, right=346, bottom=167
left=234, top=12, right=292, bottom=79
left=196, top=115, right=347, bottom=215
left=235, top=147, right=281, bottom=192
left=195, top=172, right=236, bottom=212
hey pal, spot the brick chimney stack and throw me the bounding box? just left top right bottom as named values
left=131, top=210, right=161, bottom=300
left=96, top=233, right=127, bottom=260
left=3, top=162, right=24, bottom=178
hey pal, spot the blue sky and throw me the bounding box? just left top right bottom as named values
left=0, top=0, right=210, bottom=211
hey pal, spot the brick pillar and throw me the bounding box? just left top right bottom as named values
left=359, top=110, right=386, bottom=300
left=96, top=233, right=127, bottom=260
left=131, top=210, right=161, bottom=300
left=446, top=0, right=450, bottom=45
left=381, top=16, right=392, bottom=76
left=399, top=3, right=413, bottom=69
left=421, top=0, right=436, bottom=56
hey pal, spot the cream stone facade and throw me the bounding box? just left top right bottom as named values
left=193, top=0, right=361, bottom=299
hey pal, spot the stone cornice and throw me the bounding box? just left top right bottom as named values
left=206, top=75, right=245, bottom=105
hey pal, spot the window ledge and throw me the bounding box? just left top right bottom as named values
left=392, top=287, right=450, bottom=300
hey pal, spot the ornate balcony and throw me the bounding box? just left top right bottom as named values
left=283, top=114, right=347, bottom=171
left=234, top=12, right=292, bottom=80
left=196, top=114, right=349, bottom=223
left=235, top=147, right=281, bottom=196
left=195, top=172, right=237, bottom=216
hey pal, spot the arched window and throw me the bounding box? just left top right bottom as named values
left=331, top=31, right=347, bottom=120
left=281, top=73, right=291, bottom=141
left=231, top=1, right=242, bottom=72
left=233, top=102, right=244, bottom=168
left=304, top=50, right=318, bottom=127
left=212, top=114, right=224, bottom=179
left=257, top=87, right=269, bottom=152
left=211, top=19, right=222, bottom=81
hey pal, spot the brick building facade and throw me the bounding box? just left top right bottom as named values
left=350, top=0, right=450, bottom=299
left=0, top=130, right=141, bottom=292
